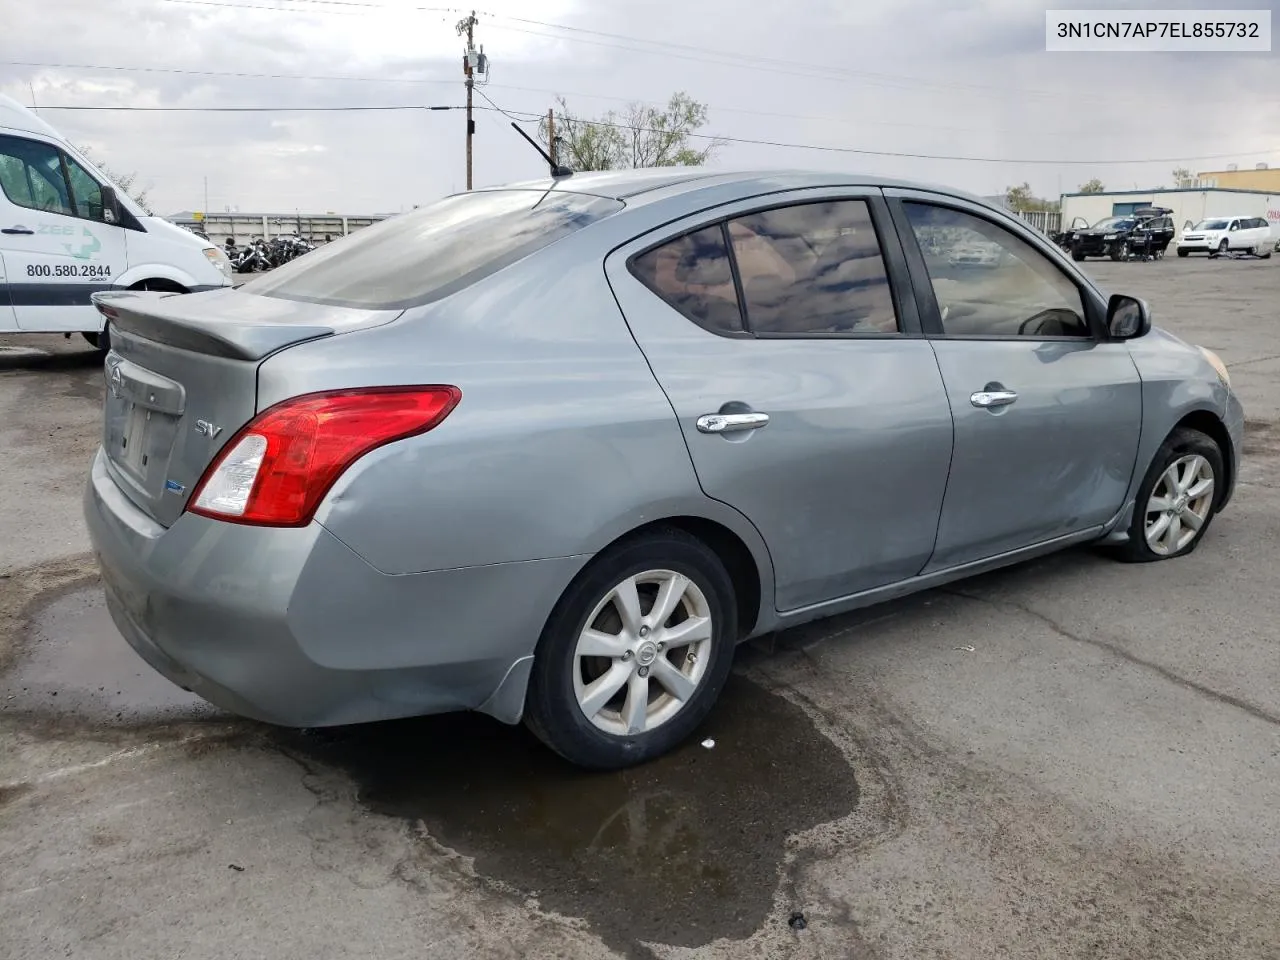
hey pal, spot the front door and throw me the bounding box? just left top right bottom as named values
left=0, top=134, right=126, bottom=332
left=890, top=193, right=1143, bottom=570
left=607, top=190, right=955, bottom=612
left=0, top=251, right=16, bottom=331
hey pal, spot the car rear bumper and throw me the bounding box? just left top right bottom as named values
left=84, top=447, right=587, bottom=727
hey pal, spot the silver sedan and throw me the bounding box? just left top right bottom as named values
left=84, top=168, right=1244, bottom=769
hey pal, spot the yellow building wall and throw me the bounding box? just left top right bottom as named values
left=1197, top=168, right=1280, bottom=191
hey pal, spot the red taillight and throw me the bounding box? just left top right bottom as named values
left=187, top=386, right=461, bottom=527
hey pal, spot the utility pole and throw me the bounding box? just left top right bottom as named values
left=547, top=108, right=557, bottom=169
left=457, top=11, right=479, bottom=190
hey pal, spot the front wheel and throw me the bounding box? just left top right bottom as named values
left=82, top=324, right=110, bottom=354
left=1177, top=248, right=1190, bottom=258
left=524, top=529, right=738, bottom=770
left=1072, top=249, right=1086, bottom=261
left=1110, top=241, right=1128, bottom=262
left=1112, top=428, right=1224, bottom=563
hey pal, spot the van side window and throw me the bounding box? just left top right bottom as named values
left=64, top=154, right=106, bottom=222
left=0, top=135, right=74, bottom=217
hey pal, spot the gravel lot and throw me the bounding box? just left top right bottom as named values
left=2, top=254, right=1278, bottom=960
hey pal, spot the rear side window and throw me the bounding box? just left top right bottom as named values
left=242, top=189, right=624, bottom=309
left=727, top=200, right=898, bottom=335
left=630, top=225, right=745, bottom=334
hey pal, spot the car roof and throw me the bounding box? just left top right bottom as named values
left=486, top=166, right=1003, bottom=210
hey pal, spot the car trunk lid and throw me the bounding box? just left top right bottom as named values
left=93, top=288, right=398, bottom=527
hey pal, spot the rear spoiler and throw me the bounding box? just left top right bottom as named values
left=92, top=290, right=336, bottom=362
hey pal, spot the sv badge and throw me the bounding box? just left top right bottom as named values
left=195, top=419, right=223, bottom=439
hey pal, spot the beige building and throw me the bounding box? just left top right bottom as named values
left=1193, top=165, right=1280, bottom=192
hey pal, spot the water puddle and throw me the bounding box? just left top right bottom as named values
left=2, top=586, right=216, bottom=724
left=282, top=674, right=858, bottom=954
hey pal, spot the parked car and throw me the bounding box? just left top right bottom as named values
left=1176, top=216, right=1274, bottom=258
left=1071, top=208, right=1175, bottom=261
left=1050, top=216, right=1089, bottom=253
left=84, top=169, right=1244, bottom=770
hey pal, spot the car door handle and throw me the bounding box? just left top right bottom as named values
left=1, top=225, right=34, bottom=235
left=970, top=389, right=1018, bottom=408
left=696, top=412, right=770, bottom=434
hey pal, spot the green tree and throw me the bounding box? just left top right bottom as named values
left=1078, top=178, right=1105, bottom=194
left=1004, top=182, right=1037, bottom=211
left=72, top=143, right=152, bottom=214
left=539, top=92, right=722, bottom=171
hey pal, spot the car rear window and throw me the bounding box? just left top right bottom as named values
left=241, top=189, right=624, bottom=309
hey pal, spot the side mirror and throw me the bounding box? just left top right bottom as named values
left=1107, top=294, right=1150, bottom=340
left=101, top=185, right=120, bottom=225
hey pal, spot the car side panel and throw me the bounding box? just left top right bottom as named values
left=256, top=234, right=777, bottom=620
left=1122, top=327, right=1239, bottom=506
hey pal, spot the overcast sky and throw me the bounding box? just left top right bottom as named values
left=2, top=0, right=1277, bottom=215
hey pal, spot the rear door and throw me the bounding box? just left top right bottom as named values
left=888, top=191, right=1143, bottom=571
left=0, top=133, right=126, bottom=331
left=606, top=189, right=955, bottom=612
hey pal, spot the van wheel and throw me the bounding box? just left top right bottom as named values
left=524, top=528, right=737, bottom=770
left=82, top=325, right=110, bottom=354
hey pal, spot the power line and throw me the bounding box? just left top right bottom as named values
left=38, top=103, right=466, bottom=112
left=142, top=0, right=1269, bottom=109
left=33, top=101, right=1280, bottom=166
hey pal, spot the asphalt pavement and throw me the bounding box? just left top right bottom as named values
left=1, top=253, right=1278, bottom=960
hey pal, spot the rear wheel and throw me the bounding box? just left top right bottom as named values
left=1112, top=428, right=1224, bottom=563
left=524, top=529, right=737, bottom=770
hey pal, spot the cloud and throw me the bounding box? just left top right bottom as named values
left=2, top=0, right=1278, bottom=214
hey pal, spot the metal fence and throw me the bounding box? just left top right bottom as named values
left=1014, top=209, right=1062, bottom=235
left=171, top=212, right=389, bottom=245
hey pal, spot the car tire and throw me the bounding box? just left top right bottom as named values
left=1177, top=248, right=1189, bottom=258
left=524, top=528, right=738, bottom=770
left=1072, top=249, right=1086, bottom=262
left=1111, top=427, right=1224, bottom=563
left=81, top=324, right=111, bottom=354
left=1110, top=241, right=1128, bottom=262
left=1218, top=239, right=1229, bottom=255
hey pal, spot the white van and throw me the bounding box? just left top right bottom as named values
left=1176, top=216, right=1274, bottom=258
left=0, top=95, right=232, bottom=351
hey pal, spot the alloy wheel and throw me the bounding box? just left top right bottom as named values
left=1144, top=454, right=1215, bottom=556
left=572, top=569, right=713, bottom=736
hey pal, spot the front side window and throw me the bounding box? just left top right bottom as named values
left=726, top=200, right=898, bottom=335
left=903, top=202, right=1090, bottom=339
left=64, top=154, right=106, bottom=222
left=0, top=135, right=73, bottom=216
left=630, top=225, right=743, bottom=334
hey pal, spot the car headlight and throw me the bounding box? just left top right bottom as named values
left=1199, top=346, right=1230, bottom=387
left=1103, top=233, right=1116, bottom=240
left=202, top=246, right=233, bottom=279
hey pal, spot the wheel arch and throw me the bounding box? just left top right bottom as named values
left=1172, top=409, right=1234, bottom=507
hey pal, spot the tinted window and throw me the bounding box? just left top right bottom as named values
left=0, top=135, right=73, bottom=216
left=630, top=225, right=744, bottom=334
left=904, top=202, right=1090, bottom=338
left=727, top=200, right=898, bottom=335
left=64, top=154, right=105, bottom=222
left=243, top=189, right=624, bottom=309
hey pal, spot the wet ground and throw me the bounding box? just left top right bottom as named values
left=2, top=255, right=1280, bottom=959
